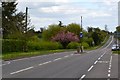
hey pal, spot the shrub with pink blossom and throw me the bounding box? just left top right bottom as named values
left=52, top=31, right=79, bottom=48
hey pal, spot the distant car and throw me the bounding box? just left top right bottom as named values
left=112, top=44, right=119, bottom=51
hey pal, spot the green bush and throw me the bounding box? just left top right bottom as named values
left=82, top=42, right=89, bottom=49
left=27, top=41, right=63, bottom=51
left=67, top=42, right=80, bottom=49
left=2, top=39, right=25, bottom=53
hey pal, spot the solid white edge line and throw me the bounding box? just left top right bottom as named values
left=10, top=66, right=34, bottom=75
left=105, top=36, right=113, bottom=49
left=88, top=65, right=94, bottom=72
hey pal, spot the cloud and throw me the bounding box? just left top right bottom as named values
left=17, top=0, right=70, bottom=3
left=39, top=4, right=111, bottom=18
left=16, top=1, right=118, bottom=32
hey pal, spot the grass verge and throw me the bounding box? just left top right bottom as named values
left=2, top=49, right=75, bottom=61
left=112, top=51, right=120, bottom=54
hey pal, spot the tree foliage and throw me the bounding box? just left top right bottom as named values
left=2, top=2, right=31, bottom=39
left=51, top=31, right=79, bottom=48
left=66, top=23, right=81, bottom=36
left=2, top=2, right=18, bottom=38
left=42, top=24, right=65, bottom=40
left=87, top=27, right=108, bottom=46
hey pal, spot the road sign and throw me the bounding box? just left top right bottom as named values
left=80, top=32, right=83, bottom=38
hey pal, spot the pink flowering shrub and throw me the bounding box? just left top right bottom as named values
left=52, top=31, right=79, bottom=48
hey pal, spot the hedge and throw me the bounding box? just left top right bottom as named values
left=2, top=39, right=25, bottom=53
left=27, top=41, right=63, bottom=51
left=2, top=39, right=63, bottom=53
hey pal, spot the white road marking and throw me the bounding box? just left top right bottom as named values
left=12, top=58, right=31, bottom=62
left=64, top=55, right=69, bottom=57
left=79, top=74, right=86, bottom=80
left=53, top=58, right=62, bottom=61
left=109, top=67, right=111, bottom=70
left=108, top=56, right=112, bottom=70
left=110, top=56, right=112, bottom=63
left=98, top=61, right=109, bottom=63
left=43, top=61, right=52, bottom=64
left=94, top=61, right=98, bottom=64
left=39, top=61, right=52, bottom=66
left=0, top=61, right=11, bottom=66
left=88, top=65, right=94, bottom=72
left=107, top=55, right=112, bottom=78
left=108, top=74, right=110, bottom=77
left=98, top=57, right=101, bottom=60
left=105, top=36, right=113, bottom=49
left=108, top=70, right=111, bottom=73
left=10, top=66, right=34, bottom=75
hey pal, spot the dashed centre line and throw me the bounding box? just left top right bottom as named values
left=88, top=65, right=94, bottom=72
left=108, top=55, right=112, bottom=78
left=79, top=74, right=86, bottom=80
left=10, top=54, right=74, bottom=75
left=10, top=66, right=34, bottom=75
left=94, top=60, right=98, bottom=64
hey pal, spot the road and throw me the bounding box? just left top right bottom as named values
left=2, top=36, right=119, bottom=80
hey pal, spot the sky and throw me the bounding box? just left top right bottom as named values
left=16, top=0, right=119, bottom=32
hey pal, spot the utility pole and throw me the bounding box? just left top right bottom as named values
left=25, top=7, right=28, bottom=33
left=81, top=16, right=82, bottom=31
left=80, top=16, right=83, bottom=53
left=24, top=7, right=28, bottom=52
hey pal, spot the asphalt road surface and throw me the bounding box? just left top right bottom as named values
left=2, top=36, right=119, bottom=80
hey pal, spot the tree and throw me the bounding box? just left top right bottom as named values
left=42, top=24, right=65, bottom=40
left=2, top=2, right=18, bottom=38
left=52, top=31, right=79, bottom=48
left=66, top=23, right=81, bottom=36
left=92, top=32, right=100, bottom=45
left=2, top=2, right=31, bottom=39
left=87, top=27, right=93, bottom=33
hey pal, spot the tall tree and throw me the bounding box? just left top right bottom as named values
left=2, top=2, right=18, bottom=38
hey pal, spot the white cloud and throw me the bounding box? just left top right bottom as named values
left=16, top=1, right=117, bottom=32
left=39, top=4, right=111, bottom=18
left=86, top=11, right=111, bottom=18
left=17, top=0, right=70, bottom=3
left=40, top=6, right=60, bottom=13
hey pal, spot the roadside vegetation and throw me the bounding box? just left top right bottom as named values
left=112, top=51, right=120, bottom=54
left=2, top=2, right=110, bottom=60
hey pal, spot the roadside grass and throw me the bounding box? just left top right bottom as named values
left=112, top=50, right=120, bottom=54
left=2, top=49, right=75, bottom=61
